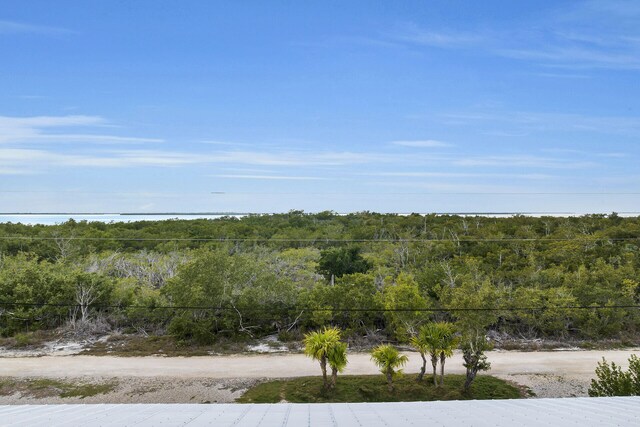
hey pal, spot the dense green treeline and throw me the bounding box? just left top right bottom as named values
left=1, top=212, right=639, bottom=343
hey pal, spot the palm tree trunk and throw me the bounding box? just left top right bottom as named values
left=439, top=352, right=446, bottom=386
left=320, top=356, right=328, bottom=389
left=386, top=371, right=394, bottom=392
left=417, top=352, right=427, bottom=381
left=431, top=353, right=438, bottom=387
left=331, top=367, right=338, bottom=389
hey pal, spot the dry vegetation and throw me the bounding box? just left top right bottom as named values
left=0, top=378, right=116, bottom=399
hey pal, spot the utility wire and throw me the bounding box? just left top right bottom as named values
left=0, top=236, right=638, bottom=242
left=1, top=302, right=638, bottom=312
left=3, top=191, right=640, bottom=195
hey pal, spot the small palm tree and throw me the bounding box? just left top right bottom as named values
left=411, top=326, right=438, bottom=381
left=327, top=341, right=348, bottom=388
left=303, top=327, right=342, bottom=389
left=412, top=322, right=457, bottom=386
left=436, top=323, right=458, bottom=386
left=410, top=333, right=429, bottom=382
left=411, top=323, right=441, bottom=385
left=371, top=344, right=408, bottom=392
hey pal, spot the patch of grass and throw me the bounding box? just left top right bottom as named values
left=60, top=383, right=116, bottom=398
left=81, top=334, right=249, bottom=356
left=13, top=333, right=33, bottom=348
left=0, top=379, right=16, bottom=396
left=0, top=330, right=59, bottom=350
left=237, top=374, right=523, bottom=403
left=0, top=378, right=116, bottom=399
left=81, top=335, right=201, bottom=356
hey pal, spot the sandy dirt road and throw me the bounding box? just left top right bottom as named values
left=0, top=350, right=636, bottom=379
left=1, top=349, right=638, bottom=402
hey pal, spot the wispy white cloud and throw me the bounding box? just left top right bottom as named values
left=541, top=148, right=628, bottom=158
left=452, top=155, right=595, bottom=169
left=203, top=150, right=392, bottom=166
left=0, top=20, right=75, bottom=36
left=372, top=180, right=539, bottom=194
left=219, top=167, right=281, bottom=174
left=535, top=72, right=591, bottom=79
left=211, top=174, right=329, bottom=181
left=0, top=115, right=103, bottom=128
left=0, top=148, right=203, bottom=170
left=440, top=110, right=640, bottom=136
left=389, top=24, right=482, bottom=48
left=0, top=115, right=163, bottom=144
left=290, top=35, right=406, bottom=50
left=0, top=129, right=599, bottom=178
left=497, top=45, right=640, bottom=70
left=198, top=140, right=253, bottom=147
left=0, top=146, right=393, bottom=174
left=391, top=140, right=452, bottom=148
left=560, top=0, right=640, bottom=23
left=372, top=171, right=554, bottom=180
left=0, top=148, right=176, bottom=171
left=17, top=95, right=48, bottom=100
left=481, top=130, right=529, bottom=137
left=29, top=134, right=163, bottom=144
left=383, top=2, right=640, bottom=70
left=0, top=113, right=616, bottom=217
left=0, top=166, right=34, bottom=175
left=0, top=112, right=411, bottom=174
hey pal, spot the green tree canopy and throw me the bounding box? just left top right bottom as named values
left=316, top=246, right=372, bottom=281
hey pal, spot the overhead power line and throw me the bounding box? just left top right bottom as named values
left=1, top=301, right=639, bottom=312
left=3, top=191, right=640, bottom=195
left=0, top=236, right=638, bottom=243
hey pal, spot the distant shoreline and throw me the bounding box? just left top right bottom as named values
left=1, top=211, right=637, bottom=226
left=2, top=211, right=634, bottom=216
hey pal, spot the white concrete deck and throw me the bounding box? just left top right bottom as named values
left=1, top=397, right=639, bottom=426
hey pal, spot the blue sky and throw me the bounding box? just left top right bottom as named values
left=1, top=0, right=639, bottom=214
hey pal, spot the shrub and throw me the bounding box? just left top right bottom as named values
left=14, top=333, right=32, bottom=348
left=589, top=355, right=640, bottom=396
left=167, top=315, right=215, bottom=345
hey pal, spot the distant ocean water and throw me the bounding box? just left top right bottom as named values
left=1, top=212, right=634, bottom=225
left=0, top=214, right=245, bottom=225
